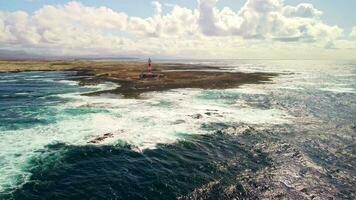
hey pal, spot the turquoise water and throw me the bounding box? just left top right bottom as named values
left=0, top=60, right=355, bottom=199
left=0, top=71, right=82, bottom=130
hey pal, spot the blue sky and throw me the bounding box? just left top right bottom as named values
left=1, top=0, right=355, bottom=32
left=0, top=0, right=355, bottom=59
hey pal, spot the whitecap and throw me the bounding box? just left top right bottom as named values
left=57, top=80, right=79, bottom=86
left=319, top=87, right=356, bottom=94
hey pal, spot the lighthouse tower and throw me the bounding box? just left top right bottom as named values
left=148, top=58, right=152, bottom=73
left=140, top=58, right=163, bottom=80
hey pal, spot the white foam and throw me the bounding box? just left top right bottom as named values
left=276, top=86, right=304, bottom=90
left=1, top=87, right=292, bottom=191
left=0, top=77, right=294, bottom=193
left=0, top=80, right=17, bottom=83
left=82, top=82, right=118, bottom=91
left=224, top=86, right=268, bottom=94
left=68, top=88, right=292, bottom=150
left=319, top=87, right=356, bottom=94
left=57, top=80, right=78, bottom=86
left=2, top=60, right=354, bottom=194
left=14, top=92, right=29, bottom=95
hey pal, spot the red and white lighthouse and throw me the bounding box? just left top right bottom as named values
left=148, top=58, right=152, bottom=73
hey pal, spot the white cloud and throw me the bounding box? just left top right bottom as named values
left=198, top=0, right=222, bottom=35
left=350, top=27, right=356, bottom=39
left=128, top=4, right=199, bottom=38
left=33, top=2, right=128, bottom=31
left=152, top=1, right=162, bottom=15
left=0, top=0, right=354, bottom=59
left=0, top=1, right=129, bottom=49
left=197, top=0, right=342, bottom=42
left=1, top=11, right=41, bottom=45
left=283, top=3, right=322, bottom=18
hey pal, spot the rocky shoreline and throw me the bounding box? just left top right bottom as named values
left=0, top=60, right=277, bottom=98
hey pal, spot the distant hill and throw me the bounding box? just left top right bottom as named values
left=0, top=49, right=139, bottom=61
left=0, top=49, right=43, bottom=60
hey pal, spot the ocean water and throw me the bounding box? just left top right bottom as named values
left=0, top=60, right=355, bottom=199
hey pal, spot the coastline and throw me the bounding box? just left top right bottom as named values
left=0, top=60, right=277, bottom=98
left=1, top=60, right=355, bottom=199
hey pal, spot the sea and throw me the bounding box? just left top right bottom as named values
left=0, top=60, right=355, bottom=199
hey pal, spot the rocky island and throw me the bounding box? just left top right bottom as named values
left=0, top=60, right=276, bottom=98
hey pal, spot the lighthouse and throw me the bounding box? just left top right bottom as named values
left=139, top=58, right=163, bottom=80
left=148, top=58, right=152, bottom=73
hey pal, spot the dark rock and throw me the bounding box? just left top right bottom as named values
left=139, top=73, right=164, bottom=80
left=173, top=120, right=186, bottom=124
left=300, top=188, right=308, bottom=193
left=205, top=112, right=212, bottom=116
left=88, top=133, right=114, bottom=144
left=189, top=114, right=203, bottom=119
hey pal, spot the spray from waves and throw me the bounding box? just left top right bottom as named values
left=319, top=87, right=356, bottom=94
left=4, top=132, right=273, bottom=200
left=57, top=88, right=292, bottom=149
left=0, top=77, right=292, bottom=194
left=0, top=74, right=120, bottom=194
left=2, top=60, right=355, bottom=198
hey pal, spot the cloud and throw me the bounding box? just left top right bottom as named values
left=350, top=27, right=356, bottom=39
left=283, top=3, right=322, bottom=18
left=198, top=0, right=222, bottom=35
left=0, top=0, right=354, bottom=59
left=128, top=4, right=199, bottom=38
left=152, top=1, right=162, bottom=15
left=0, top=11, right=41, bottom=45
left=0, top=1, right=129, bottom=49
left=33, top=2, right=128, bottom=31
left=197, top=0, right=342, bottom=42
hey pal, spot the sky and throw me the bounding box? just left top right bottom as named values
left=0, top=0, right=355, bottom=59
